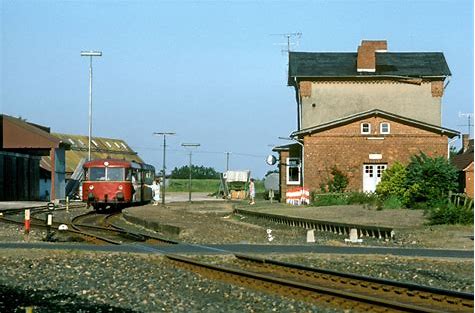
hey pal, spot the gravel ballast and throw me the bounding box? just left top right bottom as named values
left=0, top=201, right=473, bottom=312
left=0, top=250, right=335, bottom=312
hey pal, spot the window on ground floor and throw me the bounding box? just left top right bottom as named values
left=286, top=158, right=301, bottom=185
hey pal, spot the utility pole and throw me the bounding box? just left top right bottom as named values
left=225, top=152, right=230, bottom=172
left=153, top=132, right=175, bottom=205
left=182, top=143, right=200, bottom=203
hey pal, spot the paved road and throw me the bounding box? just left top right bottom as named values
left=0, top=242, right=472, bottom=259
left=0, top=201, right=48, bottom=210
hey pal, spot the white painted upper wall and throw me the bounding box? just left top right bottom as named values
left=301, top=81, right=442, bottom=129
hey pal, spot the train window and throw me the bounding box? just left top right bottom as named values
left=88, top=168, right=106, bottom=181
left=107, top=168, right=125, bottom=181
left=144, top=170, right=154, bottom=185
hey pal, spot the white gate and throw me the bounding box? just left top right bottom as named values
left=363, top=164, right=387, bottom=192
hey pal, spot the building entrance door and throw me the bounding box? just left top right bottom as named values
left=363, top=164, right=387, bottom=192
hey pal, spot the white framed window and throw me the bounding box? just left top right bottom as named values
left=380, top=122, right=390, bottom=134
left=361, top=122, right=371, bottom=134
left=286, top=158, right=301, bottom=185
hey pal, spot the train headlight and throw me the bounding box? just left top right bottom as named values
left=118, top=185, right=123, bottom=190
left=116, top=192, right=124, bottom=201
left=89, top=185, right=94, bottom=190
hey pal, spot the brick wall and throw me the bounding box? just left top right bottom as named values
left=301, top=116, right=448, bottom=192
left=465, top=162, right=474, bottom=199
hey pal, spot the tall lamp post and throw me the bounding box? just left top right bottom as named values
left=154, top=132, right=175, bottom=205
left=81, top=50, right=102, bottom=161
left=182, top=143, right=200, bottom=202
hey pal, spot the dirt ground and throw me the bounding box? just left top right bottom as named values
left=124, top=197, right=474, bottom=249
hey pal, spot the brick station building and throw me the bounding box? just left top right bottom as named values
left=274, top=40, right=459, bottom=199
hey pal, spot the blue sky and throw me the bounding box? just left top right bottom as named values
left=1, top=0, right=473, bottom=178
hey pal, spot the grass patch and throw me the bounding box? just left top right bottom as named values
left=167, top=179, right=220, bottom=193
left=167, top=179, right=266, bottom=194
left=311, top=192, right=382, bottom=208
left=382, top=195, right=403, bottom=210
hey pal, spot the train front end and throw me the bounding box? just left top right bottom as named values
left=82, top=159, right=133, bottom=210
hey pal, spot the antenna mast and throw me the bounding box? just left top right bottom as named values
left=458, top=112, right=474, bottom=138
left=271, top=32, right=302, bottom=54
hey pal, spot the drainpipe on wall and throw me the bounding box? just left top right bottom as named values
left=294, top=77, right=302, bottom=131
left=443, top=76, right=451, bottom=90
left=448, top=136, right=459, bottom=160
left=293, top=77, right=304, bottom=188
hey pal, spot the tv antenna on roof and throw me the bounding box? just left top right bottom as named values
left=458, top=111, right=474, bottom=138
left=271, top=32, right=302, bottom=54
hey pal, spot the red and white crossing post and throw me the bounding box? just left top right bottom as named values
left=24, top=209, right=31, bottom=234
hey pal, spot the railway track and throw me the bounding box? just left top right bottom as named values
left=70, top=211, right=179, bottom=245
left=166, top=254, right=474, bottom=313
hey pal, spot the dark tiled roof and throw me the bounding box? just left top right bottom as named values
left=452, top=144, right=474, bottom=171
left=272, top=143, right=298, bottom=152
left=288, top=52, right=451, bottom=84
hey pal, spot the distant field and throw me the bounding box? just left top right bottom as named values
left=167, top=179, right=220, bottom=193
left=167, top=179, right=265, bottom=193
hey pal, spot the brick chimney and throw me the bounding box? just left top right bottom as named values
left=357, top=40, right=387, bottom=73
left=462, top=134, right=470, bottom=152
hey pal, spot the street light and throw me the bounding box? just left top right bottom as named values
left=181, top=143, right=200, bottom=202
left=81, top=50, right=102, bottom=161
left=278, top=136, right=304, bottom=187
left=154, top=132, right=175, bottom=205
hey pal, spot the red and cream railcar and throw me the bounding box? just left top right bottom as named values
left=82, top=159, right=155, bottom=211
